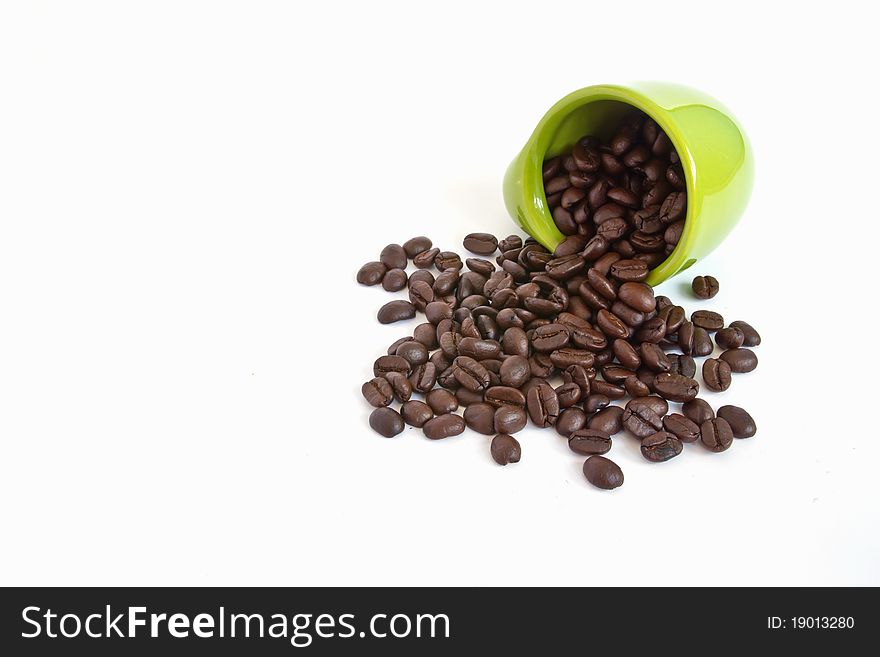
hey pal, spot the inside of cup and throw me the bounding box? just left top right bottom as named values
left=541, top=100, right=641, bottom=159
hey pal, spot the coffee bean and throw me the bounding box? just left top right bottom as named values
left=452, top=356, right=491, bottom=392
left=692, top=275, right=719, bottom=299
left=668, top=354, right=696, bottom=378
left=549, top=348, right=595, bottom=369
left=634, top=316, right=667, bottom=343
left=403, top=236, right=432, bottom=259
left=700, top=417, right=734, bottom=452
left=413, top=247, right=440, bottom=269
left=583, top=455, right=624, bottom=490
left=618, top=282, right=656, bottom=313
left=383, top=371, right=413, bottom=402
left=499, top=355, right=530, bottom=388
left=640, top=342, right=671, bottom=373
left=678, top=321, right=695, bottom=354
left=692, top=327, right=714, bottom=357
left=622, top=404, right=664, bottom=438
left=569, top=429, right=612, bottom=455
left=613, top=338, right=641, bottom=369
left=729, top=320, right=761, bottom=346
left=408, top=280, right=435, bottom=311
left=556, top=407, right=588, bottom=437
left=596, top=309, right=629, bottom=339
left=369, top=407, right=405, bottom=438
left=433, top=269, right=460, bottom=295
left=382, top=268, right=408, bottom=292
left=377, top=300, right=416, bottom=324
left=590, top=380, right=626, bottom=399
left=625, top=375, right=651, bottom=397
left=435, top=251, right=463, bottom=271
left=691, top=310, right=724, bottom=332
left=555, top=381, right=582, bottom=408
left=408, top=362, right=437, bottom=393
left=491, top=433, right=522, bottom=465
left=423, top=414, right=466, bottom=440
left=463, top=233, right=499, bottom=255
left=682, top=398, right=714, bottom=425
left=588, top=405, right=624, bottom=435
left=626, top=396, right=669, bottom=417
left=652, top=372, right=699, bottom=402
left=466, top=258, right=496, bottom=277
left=715, top=326, right=745, bottom=350
left=702, top=358, right=732, bottom=391
left=426, top=301, right=453, bottom=325
left=526, top=382, right=560, bottom=427
left=585, top=394, right=610, bottom=413
left=609, top=259, right=649, bottom=282
left=498, top=235, right=523, bottom=253
left=380, top=244, right=407, bottom=270
left=720, top=348, right=758, bottom=373
left=662, top=413, right=701, bottom=443
left=401, top=400, right=434, bottom=428
left=659, top=192, right=686, bottom=222
left=426, top=388, right=459, bottom=415
left=495, top=405, right=527, bottom=434
left=395, top=340, right=429, bottom=367
left=463, top=402, right=495, bottom=435
left=373, top=354, right=410, bottom=377
left=641, top=431, right=683, bottom=462
left=484, top=385, right=526, bottom=408
left=357, top=261, right=387, bottom=286
left=717, top=405, right=756, bottom=438
left=387, top=336, right=412, bottom=356
left=456, top=387, right=484, bottom=406
left=362, top=377, right=394, bottom=407
left=532, top=323, right=570, bottom=351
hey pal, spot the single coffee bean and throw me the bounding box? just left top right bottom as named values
left=491, top=433, right=522, bottom=465
left=663, top=413, right=701, bottom=443
left=609, top=259, right=649, bottom=282
left=588, top=405, right=624, bottom=435
left=458, top=337, right=502, bottom=361
left=618, top=282, right=656, bottom=313
left=652, top=372, right=699, bottom=402
left=625, top=375, right=651, bottom=397
left=426, top=388, right=459, bottom=415
left=717, top=405, right=757, bottom=438
left=383, top=371, right=413, bottom=402
left=403, top=236, right=432, bottom=259
left=464, top=402, right=496, bottom=435
left=526, top=382, right=560, bottom=427
left=484, top=385, right=526, bottom=408
left=667, top=354, right=696, bottom=378
left=408, top=362, right=437, bottom=393
left=626, top=395, right=669, bottom=417
left=357, top=261, right=387, bottom=286
left=555, top=381, right=582, bottom=408
left=601, top=364, right=636, bottom=384
left=433, top=268, right=460, bottom=295
left=373, top=354, right=410, bottom=377
left=408, top=280, right=435, bottom=311
left=499, top=355, right=531, bottom=388
left=622, top=404, right=664, bottom=438
left=401, top=400, right=434, bottom=428
left=700, top=417, right=734, bottom=452
left=569, top=429, right=612, bottom=455
left=423, top=414, right=466, bottom=440
left=395, top=340, right=429, bottom=367
left=532, top=323, right=570, bottom=351
left=682, top=398, right=715, bottom=425
left=494, top=405, right=527, bottom=434
left=596, top=309, right=629, bottom=339
left=369, top=407, right=405, bottom=438
left=678, top=320, right=695, bottom=355
left=498, top=235, right=523, bottom=253
left=463, top=232, right=499, bottom=255
left=715, top=326, right=745, bottom=350
left=387, top=336, right=412, bottom=356
left=609, top=301, right=644, bottom=327
left=556, top=407, right=588, bottom=437
left=702, top=358, right=732, bottom=391
left=692, top=327, right=714, bottom=357
left=583, top=455, right=624, bottom=490
left=452, top=356, right=491, bottom=392
left=585, top=394, right=610, bottom=413
left=720, top=348, right=758, bottom=373
left=362, top=377, right=394, bottom=407
left=435, top=251, right=463, bottom=271
left=634, top=316, right=667, bottom=343
left=425, top=301, right=453, bottom=325
left=692, top=275, right=719, bottom=299
left=456, top=387, right=484, bottom=407
left=549, top=348, right=595, bottom=369
left=660, top=305, right=686, bottom=334
left=640, top=342, right=671, bottom=373
left=413, top=247, right=440, bottom=269
left=613, top=338, right=641, bottom=369
left=409, top=269, right=435, bottom=289
left=382, top=268, right=408, bottom=292
left=377, top=300, right=416, bottom=324
left=563, top=364, right=592, bottom=397
left=590, top=380, right=626, bottom=399
left=691, top=309, right=724, bottom=332
left=729, top=320, right=761, bottom=346
left=466, top=258, right=496, bottom=277
left=641, top=431, right=683, bottom=462
left=380, top=243, right=407, bottom=270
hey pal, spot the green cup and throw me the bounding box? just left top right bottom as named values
left=503, top=82, right=754, bottom=285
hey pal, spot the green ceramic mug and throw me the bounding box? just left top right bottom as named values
left=503, top=82, right=754, bottom=285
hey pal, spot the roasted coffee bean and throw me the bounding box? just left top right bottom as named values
left=409, top=269, right=435, bottom=289
left=715, top=326, right=745, bottom=350
left=618, top=282, right=655, bottom=313
left=430, top=349, right=453, bottom=372
left=596, top=217, right=628, bottom=241
left=652, top=372, right=699, bottom=402
left=569, top=429, right=612, bottom=455
left=586, top=268, right=617, bottom=301
left=357, top=261, right=387, bottom=286
left=456, top=386, right=485, bottom=407
left=463, top=232, right=498, bottom=255
left=691, top=310, right=724, bottom=332
left=495, top=405, right=527, bottom=434
left=583, top=455, right=624, bottom=490
left=498, top=235, right=523, bottom=253
left=466, top=258, right=495, bottom=277
left=387, top=336, right=412, bottom=356
left=585, top=394, right=610, bottom=413
left=717, top=405, right=757, bottom=438
left=435, top=251, right=463, bottom=272
left=601, top=364, right=636, bottom=384
left=720, top=348, right=758, bottom=373
left=362, top=377, right=394, bottom=407
left=596, top=309, right=629, bottom=339
left=549, top=348, right=595, bottom=369
left=561, top=186, right=587, bottom=210
left=729, top=320, right=761, bottom=346
left=527, top=382, right=560, bottom=427
left=667, top=354, right=696, bottom=378
left=702, top=358, right=732, bottom=391
left=425, top=301, right=453, bottom=325
left=373, top=354, right=410, bottom=377
left=609, top=258, right=649, bottom=282
left=380, top=243, right=407, bottom=270
left=556, top=407, right=588, bottom=437
left=632, top=205, right=663, bottom=234
left=624, top=375, right=651, bottom=397
left=581, top=234, right=610, bottom=260
left=377, top=300, right=416, bottom=324
left=612, top=338, right=641, bottom=370
left=408, top=362, right=437, bottom=393
left=563, top=364, right=592, bottom=396
left=384, top=371, right=413, bottom=402
left=426, top=388, right=459, bottom=415
left=484, top=385, right=526, bottom=408
left=555, top=382, right=582, bottom=408
left=453, top=356, right=491, bottom=392
left=494, top=356, right=527, bottom=389
left=464, top=402, right=496, bottom=434
left=423, top=414, right=466, bottom=440
left=591, top=380, right=626, bottom=399
left=622, top=404, right=664, bottom=438
left=408, top=280, right=435, bottom=311
left=634, top=317, right=666, bottom=343
left=433, top=269, right=460, bottom=296
left=640, top=342, right=671, bottom=373
left=677, top=321, right=695, bottom=355
left=662, top=413, right=701, bottom=443
left=532, top=323, right=570, bottom=351
left=369, top=407, right=405, bottom=438
left=692, top=275, right=719, bottom=299
left=664, top=220, right=684, bottom=246
left=700, top=417, right=734, bottom=452
left=382, top=268, right=408, bottom=292
left=403, top=236, right=432, bottom=259
left=546, top=254, right=587, bottom=280
left=641, top=431, right=683, bottom=462
left=588, top=405, right=624, bottom=435
left=609, top=301, right=644, bottom=328
left=401, top=400, right=433, bottom=428
left=491, top=433, right=522, bottom=465
left=577, top=280, right=612, bottom=310
left=626, top=395, right=669, bottom=417
left=458, top=337, right=502, bottom=361
left=682, top=398, right=715, bottom=425
left=529, top=353, right=554, bottom=378
left=545, top=175, right=572, bottom=194
left=395, top=340, right=429, bottom=367
left=659, top=192, right=686, bottom=223
left=412, top=247, right=439, bottom=269
left=692, top=327, right=714, bottom=357
left=500, top=327, right=529, bottom=358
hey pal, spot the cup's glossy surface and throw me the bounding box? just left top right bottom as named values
left=503, top=83, right=754, bottom=285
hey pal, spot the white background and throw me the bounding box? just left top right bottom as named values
left=1, top=1, right=877, bottom=586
